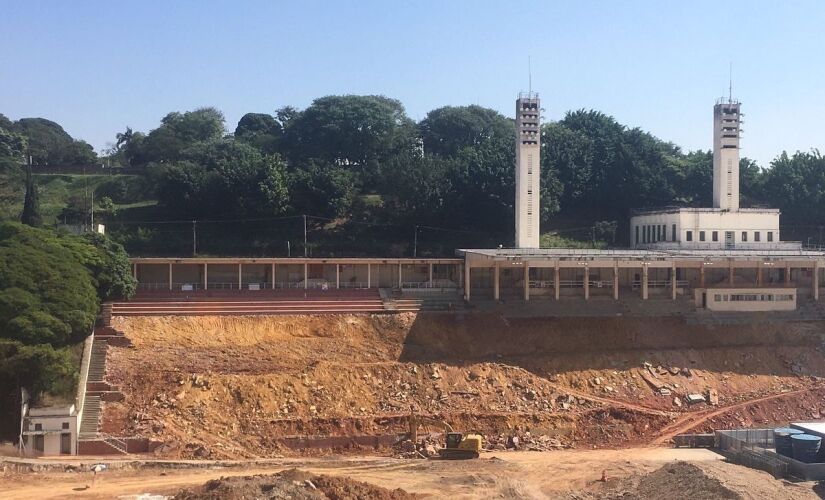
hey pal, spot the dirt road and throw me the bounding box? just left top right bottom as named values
left=1, top=448, right=722, bottom=499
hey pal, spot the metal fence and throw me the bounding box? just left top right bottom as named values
left=716, top=429, right=788, bottom=479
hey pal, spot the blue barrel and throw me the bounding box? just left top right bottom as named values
left=791, top=434, right=822, bottom=463
left=774, top=427, right=803, bottom=457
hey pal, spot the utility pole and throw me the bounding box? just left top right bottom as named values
left=413, top=225, right=418, bottom=257
left=303, top=215, right=307, bottom=257
left=192, top=220, right=197, bottom=255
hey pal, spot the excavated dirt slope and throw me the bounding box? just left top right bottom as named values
left=103, top=313, right=825, bottom=459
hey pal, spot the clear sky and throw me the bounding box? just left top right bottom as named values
left=1, top=0, right=823, bottom=166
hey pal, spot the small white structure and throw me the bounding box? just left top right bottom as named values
left=515, top=92, right=541, bottom=248
left=631, top=98, right=796, bottom=251
left=20, top=403, right=77, bottom=456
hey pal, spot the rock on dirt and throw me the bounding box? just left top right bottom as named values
left=173, top=468, right=418, bottom=499
left=571, top=462, right=740, bottom=499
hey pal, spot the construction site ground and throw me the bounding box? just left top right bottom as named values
left=1, top=448, right=821, bottom=499
left=99, top=313, right=825, bottom=461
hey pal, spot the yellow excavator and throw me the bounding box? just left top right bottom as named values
left=408, top=412, right=483, bottom=459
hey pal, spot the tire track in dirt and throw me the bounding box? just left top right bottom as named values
left=649, top=386, right=823, bottom=445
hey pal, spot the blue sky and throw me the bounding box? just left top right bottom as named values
left=1, top=1, right=823, bottom=166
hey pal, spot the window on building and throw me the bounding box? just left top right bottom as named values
left=742, top=232, right=748, bottom=242
left=672, top=224, right=676, bottom=241
left=62, top=422, right=69, bottom=430
left=686, top=231, right=693, bottom=242
left=754, top=231, right=761, bottom=242
left=767, top=231, right=774, bottom=242
left=34, top=423, right=42, bottom=431
left=657, top=225, right=662, bottom=241
left=34, top=435, right=44, bottom=453
left=635, top=226, right=639, bottom=245
left=699, top=231, right=706, bottom=242
left=712, top=231, right=719, bottom=242
left=662, top=224, right=667, bottom=241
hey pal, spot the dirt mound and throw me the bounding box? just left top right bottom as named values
left=173, top=468, right=417, bottom=500
left=576, top=462, right=740, bottom=499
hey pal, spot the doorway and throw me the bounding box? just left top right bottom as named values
left=725, top=231, right=735, bottom=249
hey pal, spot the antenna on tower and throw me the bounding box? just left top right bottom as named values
left=728, top=62, right=733, bottom=103
left=528, top=55, right=532, bottom=94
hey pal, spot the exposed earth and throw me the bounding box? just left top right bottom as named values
left=101, top=313, right=825, bottom=460
left=0, top=448, right=820, bottom=499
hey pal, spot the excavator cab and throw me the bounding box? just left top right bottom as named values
left=439, top=432, right=482, bottom=459
left=408, top=412, right=482, bottom=459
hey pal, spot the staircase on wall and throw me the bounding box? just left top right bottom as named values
left=77, top=324, right=129, bottom=454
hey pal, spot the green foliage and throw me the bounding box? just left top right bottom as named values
left=290, top=162, right=358, bottom=218
left=21, top=168, right=42, bottom=227
left=156, top=139, right=289, bottom=218
left=10, top=118, right=97, bottom=165
left=142, top=108, right=225, bottom=163
left=0, top=223, right=97, bottom=346
left=0, top=340, right=77, bottom=398
left=235, top=113, right=282, bottom=154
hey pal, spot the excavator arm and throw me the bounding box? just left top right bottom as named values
left=409, top=414, right=453, bottom=442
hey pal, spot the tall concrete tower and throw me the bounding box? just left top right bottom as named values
left=712, top=99, right=741, bottom=211
left=515, top=92, right=541, bottom=248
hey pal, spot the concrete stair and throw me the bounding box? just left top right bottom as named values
left=78, top=394, right=101, bottom=438
left=112, top=289, right=387, bottom=316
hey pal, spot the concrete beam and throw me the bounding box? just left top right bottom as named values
left=523, top=262, right=530, bottom=301
left=554, top=265, right=560, bottom=301
left=671, top=263, right=677, bottom=300
left=642, top=265, right=649, bottom=300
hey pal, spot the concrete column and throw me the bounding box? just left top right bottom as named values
left=583, top=267, right=590, bottom=300
left=785, top=265, right=792, bottom=285
left=271, top=263, right=276, bottom=289
left=367, top=263, right=371, bottom=288
left=303, top=263, right=308, bottom=289
left=336, top=264, right=340, bottom=289
left=398, top=263, right=403, bottom=289
left=493, top=264, right=500, bottom=301
left=428, top=263, right=433, bottom=288
left=238, top=263, right=243, bottom=290
left=132, top=262, right=137, bottom=278
left=699, top=265, right=706, bottom=288
left=168, top=263, right=173, bottom=290
left=203, top=263, right=208, bottom=290
left=613, top=263, right=619, bottom=300
left=671, top=263, right=677, bottom=300
left=756, top=264, right=762, bottom=286
left=523, top=262, right=530, bottom=301
left=554, top=264, right=560, bottom=301
left=641, top=266, right=649, bottom=300
left=814, top=261, right=820, bottom=300
left=464, top=263, right=471, bottom=301
left=729, top=263, right=735, bottom=285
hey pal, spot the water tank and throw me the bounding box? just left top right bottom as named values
left=791, top=433, right=822, bottom=463
left=774, top=427, right=803, bottom=457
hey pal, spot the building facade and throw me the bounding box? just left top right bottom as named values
left=630, top=98, right=789, bottom=250
left=515, top=93, right=541, bottom=248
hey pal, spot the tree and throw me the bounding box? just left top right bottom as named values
left=156, top=139, right=289, bottom=218
left=234, top=113, right=282, bottom=154
left=289, top=161, right=359, bottom=218
left=20, top=166, right=41, bottom=227
left=419, top=105, right=514, bottom=157
left=12, top=118, right=98, bottom=165
left=141, top=108, right=225, bottom=163
left=281, top=95, right=416, bottom=188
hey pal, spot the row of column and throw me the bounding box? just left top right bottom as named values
left=139, top=262, right=438, bottom=291
left=464, top=261, right=821, bottom=301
